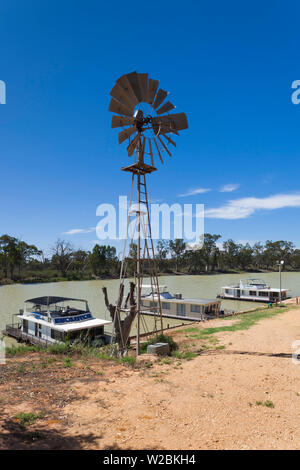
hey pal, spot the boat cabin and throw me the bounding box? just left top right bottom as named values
left=220, top=279, right=289, bottom=303
left=141, top=285, right=221, bottom=321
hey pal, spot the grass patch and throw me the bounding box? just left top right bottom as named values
left=252, top=400, right=275, bottom=408
left=63, top=357, right=73, bottom=368
left=5, top=340, right=136, bottom=367
left=186, top=307, right=289, bottom=340
left=14, top=412, right=44, bottom=426
left=145, top=361, right=153, bottom=368
left=120, top=355, right=135, bottom=365
left=48, top=342, right=72, bottom=355
left=172, top=350, right=197, bottom=361
left=183, top=327, right=200, bottom=334
left=6, top=344, right=42, bottom=356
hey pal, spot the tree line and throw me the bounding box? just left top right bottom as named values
left=0, top=233, right=299, bottom=284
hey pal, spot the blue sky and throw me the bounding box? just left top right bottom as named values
left=0, top=1, right=300, bottom=256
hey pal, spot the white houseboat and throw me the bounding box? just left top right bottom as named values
left=219, top=279, right=289, bottom=303
left=4, top=296, right=112, bottom=347
left=141, top=285, right=221, bottom=321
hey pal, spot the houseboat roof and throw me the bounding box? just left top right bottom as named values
left=222, top=285, right=288, bottom=292
left=17, top=314, right=111, bottom=332
left=144, top=293, right=220, bottom=305
left=25, top=296, right=87, bottom=306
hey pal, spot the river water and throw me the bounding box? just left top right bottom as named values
left=0, top=272, right=297, bottom=339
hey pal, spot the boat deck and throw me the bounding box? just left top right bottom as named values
left=3, top=323, right=53, bottom=347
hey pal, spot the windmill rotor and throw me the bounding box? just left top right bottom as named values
left=109, top=71, right=188, bottom=166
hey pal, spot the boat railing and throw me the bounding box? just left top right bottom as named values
left=5, top=322, right=22, bottom=338
left=4, top=323, right=53, bottom=347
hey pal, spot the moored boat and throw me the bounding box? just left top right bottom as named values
left=141, top=285, right=221, bottom=321
left=4, top=296, right=112, bottom=347
left=219, top=278, right=289, bottom=303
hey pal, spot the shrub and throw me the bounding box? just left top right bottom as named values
left=140, top=333, right=178, bottom=355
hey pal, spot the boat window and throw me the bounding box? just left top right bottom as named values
left=23, top=319, right=28, bottom=333
left=191, top=305, right=201, bottom=313
left=249, top=291, right=256, bottom=296
left=150, top=301, right=157, bottom=311
left=51, top=329, right=64, bottom=341
left=176, top=304, right=186, bottom=316
left=162, top=302, right=170, bottom=310
left=259, top=292, right=269, bottom=297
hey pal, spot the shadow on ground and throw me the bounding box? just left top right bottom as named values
left=198, top=349, right=293, bottom=359
left=0, top=415, right=101, bottom=450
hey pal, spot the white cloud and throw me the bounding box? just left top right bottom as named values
left=205, top=193, right=300, bottom=219
left=179, top=188, right=211, bottom=197
left=63, top=227, right=95, bottom=235
left=219, top=184, right=240, bottom=192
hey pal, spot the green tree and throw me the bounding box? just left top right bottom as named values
left=222, top=239, right=240, bottom=270
left=200, top=233, right=221, bottom=272
left=0, top=235, right=19, bottom=279
left=169, top=239, right=186, bottom=272
left=156, top=240, right=169, bottom=273
left=236, top=243, right=253, bottom=270
left=89, top=244, right=118, bottom=277
left=51, top=239, right=74, bottom=277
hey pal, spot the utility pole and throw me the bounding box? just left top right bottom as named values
left=277, top=260, right=284, bottom=305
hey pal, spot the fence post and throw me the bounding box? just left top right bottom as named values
left=0, top=337, right=6, bottom=364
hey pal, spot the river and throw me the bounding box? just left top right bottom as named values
left=0, top=272, right=297, bottom=340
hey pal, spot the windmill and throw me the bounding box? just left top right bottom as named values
left=104, top=71, right=188, bottom=356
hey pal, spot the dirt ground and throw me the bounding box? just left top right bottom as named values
left=2, top=306, right=300, bottom=450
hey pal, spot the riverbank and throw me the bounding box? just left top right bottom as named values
left=0, top=268, right=297, bottom=286
left=1, top=305, right=300, bottom=449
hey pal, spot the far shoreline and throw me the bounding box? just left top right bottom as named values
left=0, top=269, right=297, bottom=287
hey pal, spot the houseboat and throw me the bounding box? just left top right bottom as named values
left=141, top=285, right=221, bottom=321
left=4, top=296, right=112, bottom=347
left=219, top=278, right=289, bottom=303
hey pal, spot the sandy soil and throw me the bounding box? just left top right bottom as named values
left=2, top=307, right=300, bottom=450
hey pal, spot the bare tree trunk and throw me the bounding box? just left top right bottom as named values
left=102, top=282, right=137, bottom=355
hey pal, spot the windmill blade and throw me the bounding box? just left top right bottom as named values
left=127, top=134, right=140, bottom=157
left=162, top=134, right=176, bottom=147
left=157, top=135, right=172, bottom=157
left=147, top=79, right=159, bottom=105
left=110, top=83, right=135, bottom=112
left=118, top=126, right=137, bottom=144
left=156, top=101, right=176, bottom=115
left=148, top=138, right=154, bottom=166
left=126, top=71, right=143, bottom=102
left=137, top=73, right=148, bottom=102
left=153, top=137, right=164, bottom=164
left=109, top=98, right=133, bottom=117
left=152, top=113, right=188, bottom=132
left=111, top=115, right=135, bottom=128
left=151, top=120, right=179, bottom=136
left=116, top=74, right=139, bottom=107
left=153, top=89, right=169, bottom=109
